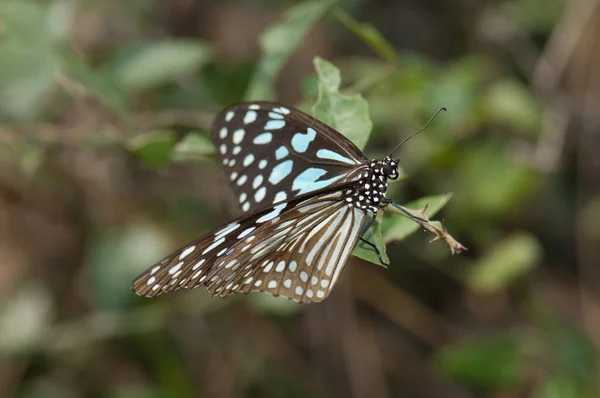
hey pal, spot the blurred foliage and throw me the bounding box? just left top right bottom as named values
left=1, top=0, right=599, bottom=397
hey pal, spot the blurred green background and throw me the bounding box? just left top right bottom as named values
left=1, top=0, right=599, bottom=397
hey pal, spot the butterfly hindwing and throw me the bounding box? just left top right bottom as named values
left=211, top=102, right=369, bottom=213
left=131, top=183, right=366, bottom=303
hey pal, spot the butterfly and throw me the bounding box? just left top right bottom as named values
left=131, top=102, right=443, bottom=303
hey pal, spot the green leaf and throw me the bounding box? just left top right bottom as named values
left=111, top=40, right=212, bottom=89
left=61, top=50, right=129, bottom=111
left=312, top=57, right=373, bottom=150
left=381, top=194, right=452, bottom=242
left=352, top=211, right=389, bottom=265
left=171, top=133, right=216, bottom=162
left=333, top=8, right=398, bottom=65
left=467, top=232, right=542, bottom=293
left=436, top=333, right=525, bottom=390
left=0, top=1, right=68, bottom=120
left=127, top=130, right=178, bottom=168
left=0, top=283, right=53, bottom=354
left=245, top=0, right=332, bottom=101
left=483, top=79, right=542, bottom=136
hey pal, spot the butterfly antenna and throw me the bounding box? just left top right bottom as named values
left=389, top=107, right=447, bottom=157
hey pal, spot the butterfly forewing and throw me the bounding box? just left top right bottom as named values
left=131, top=183, right=365, bottom=303
left=211, top=102, right=369, bottom=213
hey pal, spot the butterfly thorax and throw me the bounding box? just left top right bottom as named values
left=344, top=156, right=399, bottom=213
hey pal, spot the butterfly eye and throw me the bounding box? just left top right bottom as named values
left=383, top=164, right=398, bottom=180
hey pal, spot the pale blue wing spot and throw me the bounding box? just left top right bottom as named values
left=243, top=154, right=255, bottom=166
left=253, top=133, right=273, bottom=144
left=255, top=186, right=267, bottom=202
left=252, top=175, right=264, bottom=189
left=291, top=128, right=317, bottom=153
left=258, top=159, right=268, bottom=169
left=316, top=149, right=357, bottom=164
left=232, top=129, right=245, bottom=144
left=292, top=167, right=344, bottom=195
left=273, top=107, right=290, bottom=115
left=265, top=120, right=286, bottom=130
left=243, top=111, right=257, bottom=124
left=274, top=191, right=287, bottom=203
left=275, top=146, right=289, bottom=160
left=268, top=112, right=284, bottom=119
left=268, top=160, right=294, bottom=185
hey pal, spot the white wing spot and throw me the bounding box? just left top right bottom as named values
left=239, top=193, right=247, bottom=203
left=257, top=203, right=286, bottom=223
left=283, top=279, right=292, bottom=288
left=311, top=276, right=318, bottom=285
left=219, top=127, right=228, bottom=138
left=255, top=186, right=266, bottom=202
left=151, top=266, right=161, bottom=275
left=274, top=191, right=287, bottom=204
left=230, top=172, right=238, bottom=181
left=225, top=111, right=234, bottom=121
left=232, top=129, right=245, bottom=144
left=243, top=111, right=257, bottom=124
left=238, top=227, right=256, bottom=239
left=146, top=276, right=156, bottom=286
left=237, top=175, right=248, bottom=186
left=275, top=261, right=286, bottom=272
left=289, top=261, right=297, bottom=272
left=244, top=276, right=254, bottom=284
left=268, top=280, right=278, bottom=289
left=179, top=246, right=195, bottom=260
left=300, top=271, right=308, bottom=282
left=249, top=104, right=260, bottom=110
left=243, top=154, right=255, bottom=167
left=242, top=202, right=250, bottom=211
left=295, top=286, right=304, bottom=296
left=273, top=107, right=290, bottom=114
left=219, top=144, right=227, bottom=154
left=192, top=259, right=205, bottom=270
left=253, top=175, right=264, bottom=189
left=233, top=146, right=241, bottom=155
left=265, top=120, right=285, bottom=130
left=217, top=247, right=227, bottom=256
left=215, top=222, right=240, bottom=239
left=320, top=279, right=330, bottom=288
left=306, top=289, right=314, bottom=298
left=152, top=284, right=160, bottom=291
left=169, top=262, right=183, bottom=274
left=258, top=159, right=268, bottom=169
left=253, top=133, right=272, bottom=144
left=202, top=237, right=225, bottom=254
left=263, top=261, right=274, bottom=272
left=254, top=279, right=263, bottom=287
left=317, top=290, right=325, bottom=298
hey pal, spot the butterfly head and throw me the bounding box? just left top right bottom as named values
left=381, top=156, right=399, bottom=181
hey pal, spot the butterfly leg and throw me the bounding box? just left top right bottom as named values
left=386, top=200, right=427, bottom=223
left=358, top=214, right=389, bottom=267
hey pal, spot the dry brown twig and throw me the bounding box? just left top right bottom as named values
left=385, top=201, right=468, bottom=255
